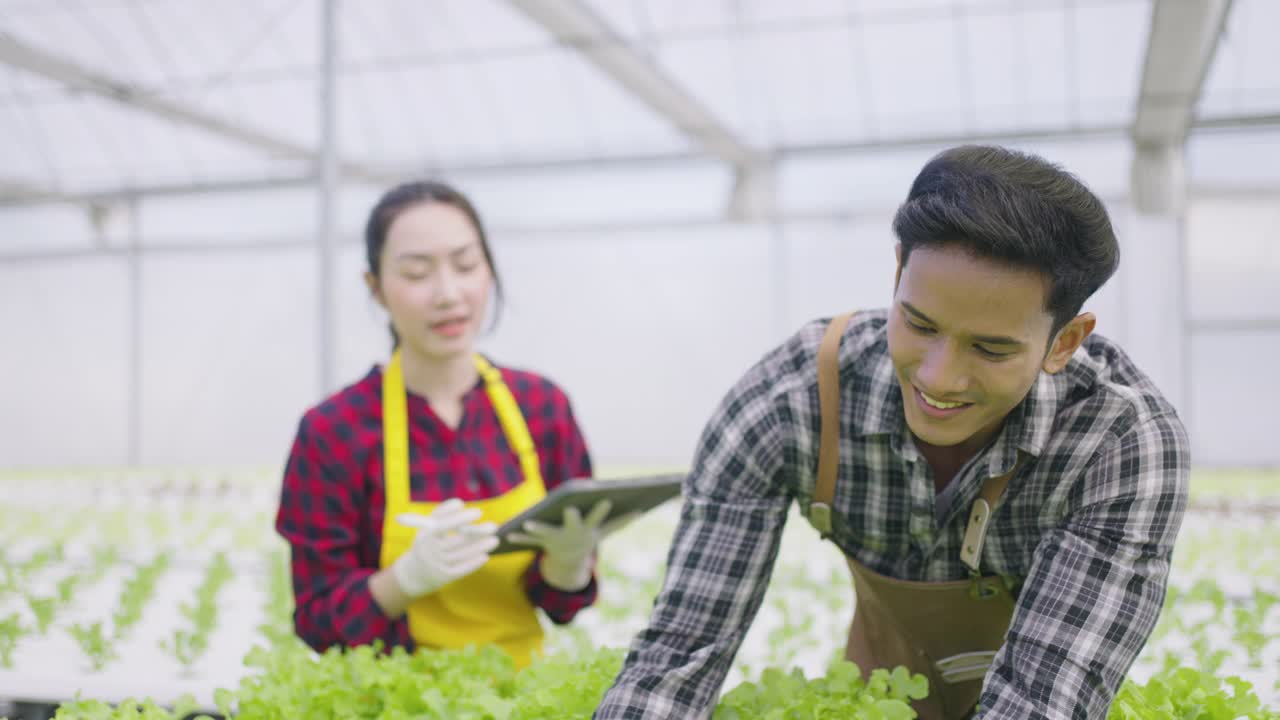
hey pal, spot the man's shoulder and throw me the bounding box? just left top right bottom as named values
left=724, top=309, right=892, bottom=445
left=769, top=308, right=890, bottom=388
left=1061, top=334, right=1182, bottom=430
left=1045, top=335, right=1190, bottom=486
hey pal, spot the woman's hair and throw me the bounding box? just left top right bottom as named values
left=364, top=180, right=504, bottom=345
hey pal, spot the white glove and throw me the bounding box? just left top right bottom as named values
left=507, top=500, right=638, bottom=591
left=391, top=498, right=498, bottom=599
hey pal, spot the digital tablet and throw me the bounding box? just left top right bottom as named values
left=493, top=473, right=685, bottom=554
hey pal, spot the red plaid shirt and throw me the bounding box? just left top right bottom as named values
left=276, top=361, right=597, bottom=653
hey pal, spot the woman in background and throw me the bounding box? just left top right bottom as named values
left=276, top=181, right=625, bottom=667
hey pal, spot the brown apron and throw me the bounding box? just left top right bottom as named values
left=808, top=312, right=1021, bottom=720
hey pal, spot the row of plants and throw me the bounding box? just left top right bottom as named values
left=254, top=551, right=292, bottom=648
left=0, top=544, right=119, bottom=669
left=0, top=541, right=281, bottom=674
left=68, top=552, right=171, bottom=671
left=0, top=501, right=278, bottom=557
left=160, top=552, right=234, bottom=670
left=1131, top=515, right=1280, bottom=702
left=39, top=641, right=1280, bottom=720
left=1145, top=579, right=1279, bottom=674
left=0, top=473, right=1274, bottom=718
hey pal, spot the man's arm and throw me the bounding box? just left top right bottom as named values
left=978, top=411, right=1190, bottom=719
left=594, top=361, right=794, bottom=719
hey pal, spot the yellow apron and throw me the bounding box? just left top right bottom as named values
left=378, top=350, right=546, bottom=667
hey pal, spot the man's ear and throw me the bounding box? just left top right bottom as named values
left=365, top=271, right=386, bottom=309
left=1043, top=312, right=1096, bottom=374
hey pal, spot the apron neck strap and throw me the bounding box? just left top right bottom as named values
left=811, top=312, right=856, bottom=537
left=472, top=354, right=538, bottom=462
left=382, top=350, right=544, bottom=508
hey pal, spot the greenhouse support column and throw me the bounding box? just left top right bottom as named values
left=770, top=222, right=789, bottom=344
left=1126, top=143, right=1189, bottom=420
left=127, top=198, right=141, bottom=465
left=316, top=0, right=339, bottom=395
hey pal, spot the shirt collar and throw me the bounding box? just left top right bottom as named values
left=986, top=369, right=1065, bottom=475
left=850, top=343, right=914, bottom=458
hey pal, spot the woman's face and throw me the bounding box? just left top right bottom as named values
left=369, top=202, right=493, bottom=363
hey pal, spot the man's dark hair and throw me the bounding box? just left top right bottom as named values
left=893, top=145, right=1119, bottom=334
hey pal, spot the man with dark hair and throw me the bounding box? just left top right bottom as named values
left=595, top=145, right=1189, bottom=720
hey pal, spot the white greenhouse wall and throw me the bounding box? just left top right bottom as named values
left=2, top=142, right=1279, bottom=469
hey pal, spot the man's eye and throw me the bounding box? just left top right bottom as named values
left=906, top=319, right=935, bottom=335
left=976, top=345, right=1012, bottom=359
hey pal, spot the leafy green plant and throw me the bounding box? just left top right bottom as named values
left=1110, top=667, right=1280, bottom=719
left=111, top=553, right=170, bottom=640
left=1191, top=634, right=1231, bottom=676
left=206, top=641, right=931, bottom=720
left=53, top=693, right=211, bottom=720
left=0, top=559, right=17, bottom=595
left=0, top=612, right=25, bottom=667
left=87, top=545, right=119, bottom=583
left=714, top=662, right=927, bottom=720
left=160, top=552, right=231, bottom=669
left=53, top=508, right=97, bottom=545
left=255, top=550, right=293, bottom=646
left=160, top=629, right=206, bottom=668
left=509, top=648, right=627, bottom=719
left=98, top=508, right=134, bottom=546
left=16, top=542, right=64, bottom=579
left=68, top=621, right=116, bottom=671
left=26, top=594, right=57, bottom=633
left=225, top=641, right=517, bottom=719
left=55, top=575, right=76, bottom=605
left=144, top=511, right=169, bottom=543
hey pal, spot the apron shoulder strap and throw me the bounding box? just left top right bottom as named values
left=810, top=312, right=855, bottom=537
left=473, top=354, right=544, bottom=488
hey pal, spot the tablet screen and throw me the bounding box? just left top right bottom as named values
left=492, top=473, right=684, bottom=554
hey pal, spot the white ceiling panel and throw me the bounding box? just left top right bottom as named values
left=1199, top=0, right=1280, bottom=118
left=1072, top=0, right=1149, bottom=127
left=0, top=0, right=1270, bottom=204
left=862, top=15, right=967, bottom=139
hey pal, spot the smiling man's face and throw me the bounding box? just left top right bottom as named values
left=886, top=243, right=1063, bottom=451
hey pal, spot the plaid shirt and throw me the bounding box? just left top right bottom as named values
left=596, top=309, right=1189, bottom=720
left=276, top=361, right=596, bottom=654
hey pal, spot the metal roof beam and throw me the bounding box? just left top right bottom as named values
left=503, top=0, right=773, bottom=219
left=0, top=178, right=70, bottom=203
left=7, top=113, right=1280, bottom=208
left=1133, top=0, right=1233, bottom=145
left=505, top=0, right=760, bottom=169
left=1131, top=0, right=1233, bottom=213
left=0, top=31, right=389, bottom=185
